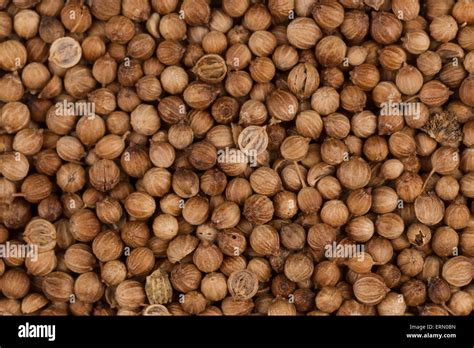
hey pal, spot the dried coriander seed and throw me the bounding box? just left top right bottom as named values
left=145, top=269, right=173, bottom=305
left=237, top=125, right=269, bottom=156
left=49, top=37, right=82, bottom=69
left=0, top=0, right=473, bottom=319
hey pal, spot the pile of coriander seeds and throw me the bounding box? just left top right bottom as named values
left=0, top=0, right=473, bottom=316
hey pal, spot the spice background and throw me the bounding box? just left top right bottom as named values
left=0, top=0, right=473, bottom=317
